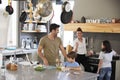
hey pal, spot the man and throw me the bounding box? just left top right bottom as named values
left=38, top=23, right=67, bottom=66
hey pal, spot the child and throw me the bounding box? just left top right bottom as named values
left=97, top=40, right=116, bottom=80
left=63, top=51, right=81, bottom=71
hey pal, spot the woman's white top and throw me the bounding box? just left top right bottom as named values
left=73, top=37, right=87, bottom=55
left=99, top=50, right=116, bottom=68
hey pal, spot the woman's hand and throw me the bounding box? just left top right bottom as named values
left=75, top=42, right=79, bottom=48
left=87, top=50, right=94, bottom=56
left=97, top=69, right=99, bottom=74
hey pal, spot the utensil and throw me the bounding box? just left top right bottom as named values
left=26, top=53, right=33, bottom=64
left=19, top=11, right=27, bottom=23
left=37, top=0, right=53, bottom=17
left=61, top=1, right=73, bottom=24
left=61, top=10, right=73, bottom=24
left=6, top=0, right=14, bottom=15
left=0, top=0, right=2, bottom=4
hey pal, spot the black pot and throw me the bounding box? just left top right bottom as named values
left=6, top=5, right=14, bottom=15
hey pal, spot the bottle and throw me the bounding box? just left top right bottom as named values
left=32, top=37, right=38, bottom=49
left=81, top=16, right=86, bottom=23
left=25, top=38, right=31, bottom=49
left=21, top=39, right=26, bottom=49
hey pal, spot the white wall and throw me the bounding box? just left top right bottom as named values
left=0, top=1, right=19, bottom=48
left=73, top=0, right=120, bottom=20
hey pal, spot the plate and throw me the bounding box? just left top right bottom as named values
left=34, top=66, right=45, bottom=71
left=34, top=65, right=46, bottom=71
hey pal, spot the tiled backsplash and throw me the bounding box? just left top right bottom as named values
left=74, top=32, right=120, bottom=54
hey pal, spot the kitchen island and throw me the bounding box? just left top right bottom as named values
left=0, top=66, right=99, bottom=80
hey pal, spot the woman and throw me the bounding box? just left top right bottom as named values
left=73, top=27, right=92, bottom=70
left=97, top=40, right=116, bottom=80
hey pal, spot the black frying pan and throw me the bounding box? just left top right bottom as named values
left=6, top=0, right=14, bottom=15
left=61, top=10, right=73, bottom=24
left=19, top=11, right=27, bottom=23
left=0, top=0, right=2, bottom=4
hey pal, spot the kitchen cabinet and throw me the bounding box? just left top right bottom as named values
left=64, top=23, right=120, bottom=33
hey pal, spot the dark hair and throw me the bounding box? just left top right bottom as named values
left=102, top=40, right=112, bottom=53
left=50, top=23, right=60, bottom=32
left=76, top=27, right=83, bottom=32
left=67, top=51, right=77, bottom=59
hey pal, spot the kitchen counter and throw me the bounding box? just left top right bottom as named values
left=0, top=66, right=99, bottom=80
left=0, top=49, right=38, bottom=67
left=0, top=49, right=37, bottom=56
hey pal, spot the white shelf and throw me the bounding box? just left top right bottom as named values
left=25, top=20, right=47, bottom=23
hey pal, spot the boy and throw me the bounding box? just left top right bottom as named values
left=63, top=51, right=81, bottom=71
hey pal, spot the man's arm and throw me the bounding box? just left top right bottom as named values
left=38, top=45, right=48, bottom=66
left=59, top=44, right=67, bottom=59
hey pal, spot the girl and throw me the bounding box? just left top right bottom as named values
left=97, top=40, right=116, bottom=80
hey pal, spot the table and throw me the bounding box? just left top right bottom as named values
left=0, top=66, right=99, bottom=80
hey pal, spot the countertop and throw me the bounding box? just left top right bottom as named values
left=0, top=66, right=99, bottom=80
left=0, top=49, right=37, bottom=56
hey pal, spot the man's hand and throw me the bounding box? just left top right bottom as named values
left=38, top=45, right=49, bottom=66
left=43, top=58, right=49, bottom=66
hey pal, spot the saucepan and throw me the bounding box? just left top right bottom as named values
left=6, top=0, right=14, bottom=15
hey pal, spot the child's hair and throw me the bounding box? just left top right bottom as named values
left=67, top=51, right=77, bottom=59
left=102, top=40, right=112, bottom=53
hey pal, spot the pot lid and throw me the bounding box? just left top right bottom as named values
left=36, top=0, right=53, bottom=17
